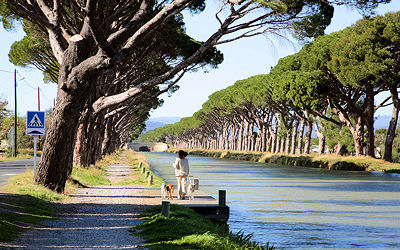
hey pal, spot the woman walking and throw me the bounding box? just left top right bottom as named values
left=173, top=150, right=189, bottom=199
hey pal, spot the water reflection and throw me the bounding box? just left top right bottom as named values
left=144, top=152, right=400, bottom=249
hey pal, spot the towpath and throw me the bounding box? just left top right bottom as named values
left=1, top=161, right=159, bottom=249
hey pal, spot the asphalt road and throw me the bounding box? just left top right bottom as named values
left=0, top=158, right=35, bottom=186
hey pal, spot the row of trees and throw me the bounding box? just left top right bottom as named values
left=1, top=0, right=390, bottom=192
left=142, top=11, right=400, bottom=162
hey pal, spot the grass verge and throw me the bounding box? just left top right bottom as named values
left=131, top=204, right=274, bottom=249
left=167, top=148, right=400, bottom=173
left=0, top=170, right=65, bottom=242
left=114, top=150, right=164, bottom=187
left=0, top=148, right=44, bottom=162
left=0, top=150, right=124, bottom=242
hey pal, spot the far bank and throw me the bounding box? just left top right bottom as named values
left=166, top=148, right=400, bottom=173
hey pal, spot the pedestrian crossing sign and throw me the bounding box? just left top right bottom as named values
left=26, top=111, right=45, bottom=135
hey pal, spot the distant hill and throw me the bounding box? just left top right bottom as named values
left=144, top=117, right=181, bottom=132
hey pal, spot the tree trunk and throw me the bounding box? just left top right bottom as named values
left=330, top=105, right=364, bottom=156
left=34, top=88, right=88, bottom=192
left=249, top=122, right=254, bottom=151
left=350, top=122, right=364, bottom=156
left=384, top=86, right=399, bottom=162
left=313, top=117, right=326, bottom=155
left=285, top=126, right=292, bottom=155
left=303, top=119, right=312, bottom=154
left=262, top=125, right=267, bottom=152
left=282, top=118, right=292, bottom=154
left=34, top=32, right=95, bottom=192
left=297, top=118, right=305, bottom=154
left=243, top=121, right=249, bottom=151
left=73, top=109, right=96, bottom=167
left=365, top=86, right=375, bottom=157
left=237, top=122, right=243, bottom=151
left=273, top=116, right=280, bottom=153
left=291, top=120, right=298, bottom=155
left=280, top=136, right=285, bottom=153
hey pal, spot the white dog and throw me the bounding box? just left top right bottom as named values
left=187, top=183, right=195, bottom=200
left=161, top=183, right=166, bottom=199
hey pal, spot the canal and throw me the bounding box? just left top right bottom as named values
left=144, top=152, right=400, bottom=249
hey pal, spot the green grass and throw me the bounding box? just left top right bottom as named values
left=0, top=148, right=43, bottom=162
left=115, top=162, right=164, bottom=187
left=115, top=165, right=164, bottom=187
left=94, top=150, right=122, bottom=171
left=2, top=170, right=67, bottom=201
left=132, top=204, right=274, bottom=249
left=70, top=165, right=111, bottom=186
left=0, top=194, right=55, bottom=242
left=114, top=150, right=164, bottom=187
left=0, top=170, right=63, bottom=242
left=0, top=151, right=124, bottom=242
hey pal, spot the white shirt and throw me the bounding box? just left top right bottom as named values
left=173, top=157, right=189, bottom=176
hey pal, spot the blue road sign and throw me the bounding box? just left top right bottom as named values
left=26, top=111, right=45, bottom=135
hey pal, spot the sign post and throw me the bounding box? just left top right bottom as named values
left=26, top=111, right=45, bottom=175
left=8, top=127, right=15, bottom=156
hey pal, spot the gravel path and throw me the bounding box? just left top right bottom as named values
left=1, top=164, right=159, bottom=249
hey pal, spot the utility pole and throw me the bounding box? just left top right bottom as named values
left=13, top=69, right=17, bottom=157
left=37, top=87, right=41, bottom=150
left=37, top=87, right=41, bottom=111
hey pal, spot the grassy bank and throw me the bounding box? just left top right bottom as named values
left=131, top=204, right=274, bottom=249
left=0, top=170, right=65, bottom=242
left=0, top=150, right=134, bottom=242
left=115, top=150, right=164, bottom=187
left=167, top=148, right=400, bottom=173
left=0, top=148, right=40, bottom=162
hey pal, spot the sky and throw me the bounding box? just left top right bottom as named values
left=0, top=1, right=399, bottom=119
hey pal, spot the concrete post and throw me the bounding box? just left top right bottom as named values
left=162, top=201, right=170, bottom=218
left=219, top=190, right=226, bottom=207
left=141, top=167, right=145, bottom=174
left=148, top=175, right=153, bottom=185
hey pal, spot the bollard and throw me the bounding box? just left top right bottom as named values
left=148, top=175, right=153, bottom=185
left=219, top=190, right=226, bottom=207
left=145, top=171, right=150, bottom=178
left=141, top=167, right=145, bottom=174
left=161, top=201, right=170, bottom=218
left=138, top=162, right=142, bottom=169
left=194, top=179, right=199, bottom=190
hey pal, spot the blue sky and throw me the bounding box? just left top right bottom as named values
left=1, top=1, right=399, bottom=119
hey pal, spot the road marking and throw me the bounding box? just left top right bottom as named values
left=3, top=174, right=17, bottom=176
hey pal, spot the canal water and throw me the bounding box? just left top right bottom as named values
left=144, top=152, right=400, bottom=249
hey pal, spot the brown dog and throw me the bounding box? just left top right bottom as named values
left=165, top=184, right=174, bottom=200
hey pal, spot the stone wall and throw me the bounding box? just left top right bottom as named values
left=126, top=142, right=169, bottom=152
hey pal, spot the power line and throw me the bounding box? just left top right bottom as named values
left=39, top=88, right=52, bottom=103
left=21, top=79, right=37, bottom=90
left=0, top=69, right=13, bottom=74
left=16, top=71, right=36, bottom=90
left=16, top=71, right=53, bottom=102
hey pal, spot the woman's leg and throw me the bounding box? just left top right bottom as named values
left=181, top=176, right=187, bottom=197
left=176, top=176, right=182, bottom=199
